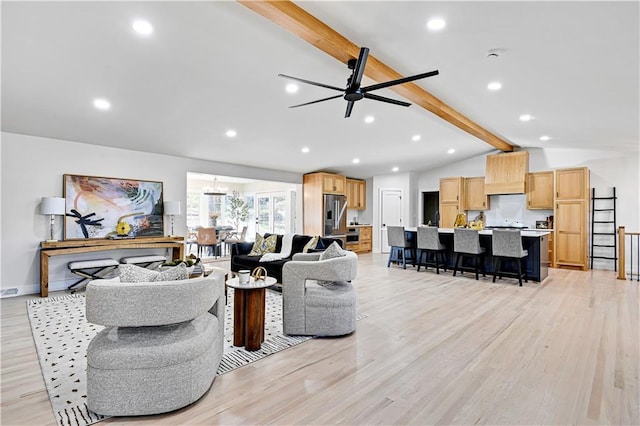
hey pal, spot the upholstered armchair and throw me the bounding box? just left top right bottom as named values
left=282, top=249, right=357, bottom=336
left=85, top=269, right=226, bottom=416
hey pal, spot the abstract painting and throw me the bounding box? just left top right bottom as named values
left=63, top=174, right=164, bottom=239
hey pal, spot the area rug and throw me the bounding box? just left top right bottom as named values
left=27, top=288, right=310, bottom=426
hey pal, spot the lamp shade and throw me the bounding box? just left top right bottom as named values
left=163, top=201, right=181, bottom=215
left=40, top=197, right=66, bottom=215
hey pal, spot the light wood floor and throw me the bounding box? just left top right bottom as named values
left=2, top=253, right=638, bottom=425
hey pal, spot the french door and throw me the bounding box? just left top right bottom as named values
left=255, top=191, right=295, bottom=235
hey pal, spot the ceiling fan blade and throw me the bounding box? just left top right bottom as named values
left=363, top=93, right=411, bottom=107
left=362, top=70, right=439, bottom=93
left=348, top=47, right=369, bottom=90
left=278, top=74, right=344, bottom=92
left=345, top=100, right=355, bottom=118
left=289, top=94, right=343, bottom=109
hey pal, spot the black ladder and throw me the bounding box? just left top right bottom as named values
left=590, top=187, right=617, bottom=270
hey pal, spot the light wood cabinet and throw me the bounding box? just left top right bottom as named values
left=354, top=226, right=372, bottom=253
left=463, top=177, right=490, bottom=211
left=439, top=203, right=461, bottom=228
left=556, top=168, right=588, bottom=200
left=440, top=177, right=463, bottom=204
left=346, top=178, right=366, bottom=210
left=485, top=151, right=529, bottom=194
left=439, top=177, right=463, bottom=227
left=527, top=171, right=554, bottom=209
left=321, top=173, right=346, bottom=195
left=554, top=167, right=589, bottom=271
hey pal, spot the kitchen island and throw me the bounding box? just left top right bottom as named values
left=405, top=228, right=550, bottom=282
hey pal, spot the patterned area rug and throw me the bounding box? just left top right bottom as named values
left=27, top=288, right=310, bottom=426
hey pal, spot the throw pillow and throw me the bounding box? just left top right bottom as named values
left=119, top=264, right=158, bottom=283
left=119, top=263, right=188, bottom=283
left=302, top=236, right=320, bottom=253
left=249, top=233, right=277, bottom=256
left=319, top=241, right=347, bottom=261
left=156, top=263, right=188, bottom=281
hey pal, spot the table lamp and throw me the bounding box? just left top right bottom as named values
left=163, top=201, right=181, bottom=236
left=40, top=197, right=66, bottom=241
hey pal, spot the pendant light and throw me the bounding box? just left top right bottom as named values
left=203, top=176, right=227, bottom=196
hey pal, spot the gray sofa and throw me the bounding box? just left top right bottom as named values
left=85, top=269, right=225, bottom=416
left=282, top=250, right=358, bottom=336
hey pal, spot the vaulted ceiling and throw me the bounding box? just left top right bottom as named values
left=2, top=1, right=638, bottom=179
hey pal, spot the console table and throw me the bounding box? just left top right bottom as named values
left=40, top=237, right=184, bottom=297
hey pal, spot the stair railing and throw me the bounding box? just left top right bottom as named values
left=618, top=226, right=640, bottom=281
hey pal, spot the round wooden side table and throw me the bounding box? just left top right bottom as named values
left=225, top=276, right=277, bottom=351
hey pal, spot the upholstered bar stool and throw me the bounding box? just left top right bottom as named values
left=416, top=226, right=447, bottom=274
left=453, top=228, right=486, bottom=280
left=386, top=226, right=416, bottom=269
left=492, top=229, right=528, bottom=286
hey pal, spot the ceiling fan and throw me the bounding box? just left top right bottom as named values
left=278, top=47, right=439, bottom=118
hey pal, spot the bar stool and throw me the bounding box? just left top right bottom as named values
left=492, top=229, right=528, bottom=286
left=386, top=226, right=416, bottom=269
left=416, top=226, right=447, bottom=274
left=453, top=228, right=486, bottom=280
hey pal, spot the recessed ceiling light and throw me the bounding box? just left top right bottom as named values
left=364, top=115, right=375, bottom=124
left=93, top=98, right=111, bottom=110
left=519, top=114, right=534, bottom=122
left=412, top=135, right=421, bottom=142
left=447, top=148, right=455, bottom=154
left=352, top=158, right=360, bottom=164
left=539, top=135, right=551, bottom=141
left=285, top=83, right=298, bottom=94
left=426, top=18, right=446, bottom=31
left=487, top=81, right=502, bottom=91
left=225, top=129, right=237, bottom=137
left=132, top=19, right=153, bottom=36
left=301, top=147, right=310, bottom=153
left=392, top=166, right=399, bottom=172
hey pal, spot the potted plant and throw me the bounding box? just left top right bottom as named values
left=208, top=213, right=218, bottom=227
left=226, top=190, right=249, bottom=232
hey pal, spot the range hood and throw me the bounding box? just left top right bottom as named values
left=484, top=151, right=529, bottom=195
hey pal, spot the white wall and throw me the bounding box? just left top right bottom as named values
left=1, top=132, right=302, bottom=296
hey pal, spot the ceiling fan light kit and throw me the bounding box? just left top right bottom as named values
left=279, top=47, right=439, bottom=118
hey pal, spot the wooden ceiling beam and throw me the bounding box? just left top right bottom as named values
left=238, top=0, right=514, bottom=152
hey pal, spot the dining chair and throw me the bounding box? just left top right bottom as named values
left=197, top=227, right=220, bottom=258
left=223, top=226, right=248, bottom=257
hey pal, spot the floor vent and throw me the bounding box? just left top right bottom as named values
left=1, top=288, right=19, bottom=297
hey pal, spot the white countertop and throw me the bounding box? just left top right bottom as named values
left=405, top=227, right=551, bottom=237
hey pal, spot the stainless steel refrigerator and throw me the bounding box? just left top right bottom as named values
left=323, top=194, right=348, bottom=245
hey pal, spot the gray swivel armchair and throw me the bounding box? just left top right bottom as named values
left=85, top=270, right=226, bottom=416
left=492, top=229, right=528, bottom=286
left=282, top=250, right=358, bottom=336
